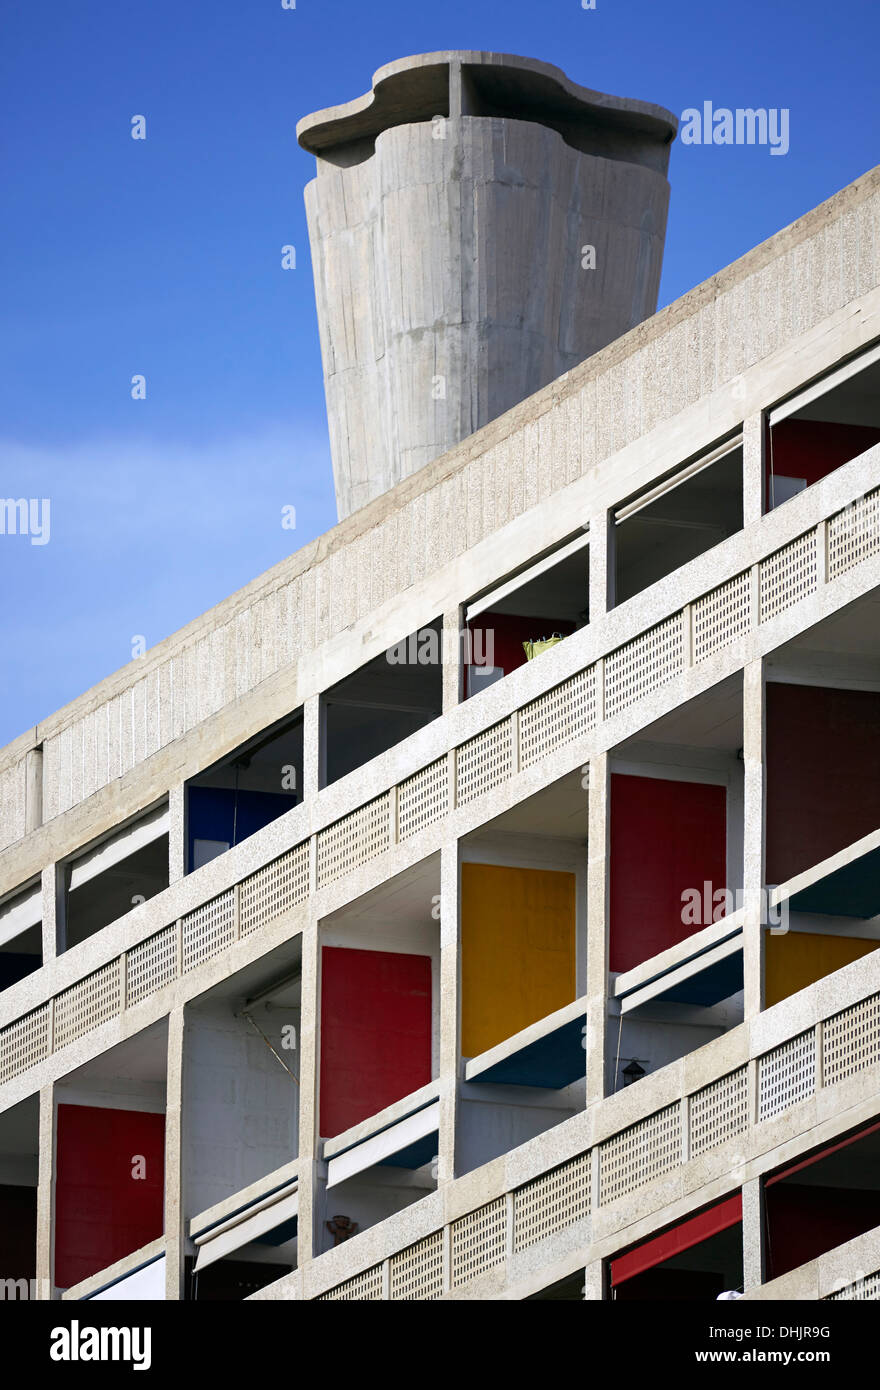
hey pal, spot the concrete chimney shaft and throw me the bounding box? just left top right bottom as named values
left=298, top=52, right=678, bottom=520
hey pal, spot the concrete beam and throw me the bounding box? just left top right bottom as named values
left=586, top=753, right=609, bottom=1105
left=742, top=660, right=766, bottom=1021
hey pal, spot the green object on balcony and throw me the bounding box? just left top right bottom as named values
left=522, top=633, right=564, bottom=660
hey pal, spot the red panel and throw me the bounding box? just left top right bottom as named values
left=612, top=1194, right=742, bottom=1285
left=765, top=1183, right=880, bottom=1280
left=766, top=683, right=880, bottom=883
left=55, top=1104, right=165, bottom=1289
left=767, top=418, right=880, bottom=500
left=466, top=612, right=575, bottom=696
left=320, top=946, right=432, bottom=1138
left=610, top=774, right=727, bottom=973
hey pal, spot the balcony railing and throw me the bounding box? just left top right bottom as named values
left=2, top=480, right=880, bottom=1093
left=310, top=982, right=880, bottom=1301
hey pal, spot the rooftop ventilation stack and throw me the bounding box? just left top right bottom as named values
left=298, top=51, right=678, bottom=520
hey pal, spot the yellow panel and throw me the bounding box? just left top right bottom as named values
left=461, top=862, right=576, bottom=1057
left=765, top=931, right=879, bottom=1007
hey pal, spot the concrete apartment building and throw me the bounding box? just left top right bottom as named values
left=2, top=51, right=880, bottom=1303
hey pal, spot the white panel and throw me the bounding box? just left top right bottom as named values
left=193, top=1186, right=299, bottom=1272
left=192, top=838, right=229, bottom=870
left=770, top=475, right=807, bottom=504
left=0, top=885, right=41, bottom=947
left=90, top=1255, right=166, bottom=1301
left=467, top=664, right=503, bottom=690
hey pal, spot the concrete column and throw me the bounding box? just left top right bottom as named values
left=585, top=753, right=610, bottom=1104
left=442, top=608, right=463, bottom=713
left=302, top=695, right=322, bottom=800
left=40, top=863, right=66, bottom=964
left=164, top=1007, right=186, bottom=1300
left=743, top=412, right=765, bottom=527
left=448, top=57, right=463, bottom=117
left=25, top=746, right=43, bottom=833
left=294, top=920, right=321, bottom=1264
left=437, top=842, right=460, bottom=1182
left=588, top=511, right=613, bottom=620
left=35, top=1084, right=55, bottom=1299
left=168, top=782, right=186, bottom=884
left=742, top=660, right=766, bottom=1021
left=742, top=1176, right=764, bottom=1290
left=583, top=1258, right=604, bottom=1300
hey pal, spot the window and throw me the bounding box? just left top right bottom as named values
left=65, top=805, right=169, bottom=949
left=0, top=883, right=42, bottom=988
left=464, top=532, right=589, bottom=699
left=766, top=341, right=880, bottom=511
left=186, top=711, right=303, bottom=873
left=614, top=436, right=743, bottom=605
left=321, top=622, right=442, bottom=786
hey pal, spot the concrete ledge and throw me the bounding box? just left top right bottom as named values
left=296, top=50, right=677, bottom=156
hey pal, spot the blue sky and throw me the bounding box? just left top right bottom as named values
left=1, top=0, right=878, bottom=746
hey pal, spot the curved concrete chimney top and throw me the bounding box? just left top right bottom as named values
left=298, top=52, right=678, bottom=520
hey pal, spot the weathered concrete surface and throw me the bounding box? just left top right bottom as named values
left=1, top=164, right=877, bottom=866
left=299, top=52, right=676, bottom=518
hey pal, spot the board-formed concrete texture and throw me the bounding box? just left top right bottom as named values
left=298, top=52, right=677, bottom=518
left=2, top=52, right=880, bottom=1300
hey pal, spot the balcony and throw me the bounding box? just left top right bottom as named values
left=275, top=946, right=880, bottom=1301
left=3, top=459, right=880, bottom=1109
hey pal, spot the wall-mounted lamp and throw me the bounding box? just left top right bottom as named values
left=622, top=1059, right=647, bottom=1087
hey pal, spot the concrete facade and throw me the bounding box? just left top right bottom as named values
left=1, top=124, right=880, bottom=1301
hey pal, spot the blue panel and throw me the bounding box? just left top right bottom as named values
left=235, top=790, right=297, bottom=842
left=659, top=952, right=743, bottom=1006
left=188, top=785, right=235, bottom=854
left=255, top=1215, right=298, bottom=1246
left=187, top=785, right=296, bottom=872
left=378, top=1133, right=438, bottom=1170
left=474, top=1015, right=586, bottom=1088
left=791, top=847, right=880, bottom=918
